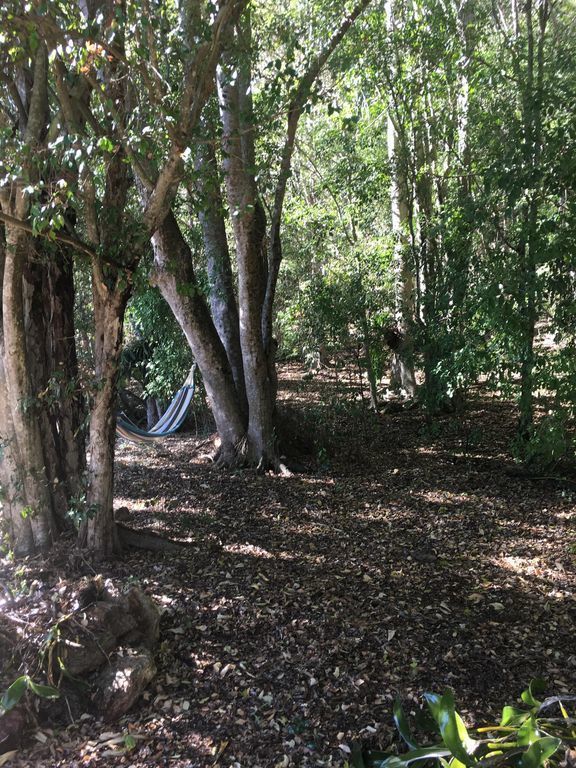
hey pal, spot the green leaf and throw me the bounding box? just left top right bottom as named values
left=97, top=136, right=115, bottom=153
left=351, top=745, right=368, bottom=768
left=517, top=716, right=539, bottom=746
left=500, top=706, right=530, bottom=727
left=1, top=676, right=29, bottom=711
left=425, top=693, right=443, bottom=723
left=27, top=680, right=60, bottom=700
left=426, top=692, right=478, bottom=766
left=521, top=680, right=546, bottom=709
left=520, top=737, right=561, bottom=768
left=393, top=698, right=419, bottom=750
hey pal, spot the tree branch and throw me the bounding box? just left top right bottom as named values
left=0, top=209, right=133, bottom=272
left=261, top=0, right=373, bottom=348
left=142, top=0, right=248, bottom=235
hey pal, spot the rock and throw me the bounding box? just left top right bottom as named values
left=114, top=506, right=131, bottom=522
left=118, top=588, right=160, bottom=650
left=58, top=602, right=138, bottom=676
left=58, top=627, right=118, bottom=677
left=93, top=648, right=157, bottom=722
left=0, top=707, right=26, bottom=751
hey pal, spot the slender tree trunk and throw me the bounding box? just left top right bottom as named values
left=386, top=0, right=418, bottom=398
left=516, top=0, right=547, bottom=443
left=387, top=113, right=418, bottom=397
left=219, top=23, right=276, bottom=467
left=83, top=282, right=129, bottom=556
left=195, top=139, right=247, bottom=418
left=44, top=249, right=86, bottom=499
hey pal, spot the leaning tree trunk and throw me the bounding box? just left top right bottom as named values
left=152, top=212, right=246, bottom=463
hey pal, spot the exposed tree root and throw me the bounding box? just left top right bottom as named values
left=116, top=523, right=189, bottom=554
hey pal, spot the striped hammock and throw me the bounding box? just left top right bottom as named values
left=116, top=365, right=196, bottom=443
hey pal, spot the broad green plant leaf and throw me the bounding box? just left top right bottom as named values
left=521, top=680, right=546, bottom=710
left=425, top=692, right=478, bottom=767
left=500, top=707, right=530, bottom=727
left=351, top=744, right=368, bottom=768
left=1, top=675, right=59, bottom=713
left=424, top=693, right=443, bottom=723
left=1, top=676, right=28, bottom=711
left=368, top=746, right=453, bottom=768
left=393, top=699, right=419, bottom=750
left=517, top=716, right=540, bottom=746
left=27, top=680, right=60, bottom=700
left=519, top=737, right=561, bottom=768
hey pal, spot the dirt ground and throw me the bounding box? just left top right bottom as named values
left=1, top=364, right=575, bottom=767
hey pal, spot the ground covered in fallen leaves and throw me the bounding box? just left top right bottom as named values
left=2, top=364, right=575, bottom=767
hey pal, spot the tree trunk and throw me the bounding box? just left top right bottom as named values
left=0, top=229, right=36, bottom=555
left=152, top=212, right=246, bottom=462
left=44, top=249, right=86, bottom=499
left=386, top=0, right=418, bottom=399
left=83, top=281, right=128, bottom=557
left=1, top=200, right=56, bottom=551
left=195, top=138, right=247, bottom=418
left=219, top=23, right=276, bottom=468
left=23, top=246, right=85, bottom=531
left=516, top=0, right=547, bottom=444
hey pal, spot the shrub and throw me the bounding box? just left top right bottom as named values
left=353, top=681, right=574, bottom=768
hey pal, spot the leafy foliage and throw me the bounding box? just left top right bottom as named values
left=124, top=287, right=193, bottom=401
left=353, top=682, right=575, bottom=768
left=1, top=675, right=59, bottom=714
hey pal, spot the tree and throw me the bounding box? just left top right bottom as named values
left=151, top=0, right=372, bottom=466
left=0, top=0, right=246, bottom=556
left=0, top=41, right=85, bottom=555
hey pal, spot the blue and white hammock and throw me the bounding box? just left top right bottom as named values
left=116, top=365, right=196, bottom=443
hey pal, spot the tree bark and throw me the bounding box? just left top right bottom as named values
left=386, top=0, right=418, bottom=398
left=83, top=279, right=129, bottom=557
left=152, top=212, right=246, bottom=462
left=1, top=198, right=56, bottom=551
left=0, top=228, right=36, bottom=555
left=195, top=138, right=247, bottom=419
left=23, top=246, right=85, bottom=531
left=219, top=22, right=276, bottom=467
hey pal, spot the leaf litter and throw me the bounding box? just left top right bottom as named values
left=1, top=364, right=574, bottom=767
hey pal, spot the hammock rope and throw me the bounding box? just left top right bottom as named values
left=116, top=364, right=196, bottom=443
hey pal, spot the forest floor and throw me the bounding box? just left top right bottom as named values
left=1, top=363, right=575, bottom=768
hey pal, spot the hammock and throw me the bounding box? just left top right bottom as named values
left=116, top=365, right=196, bottom=443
